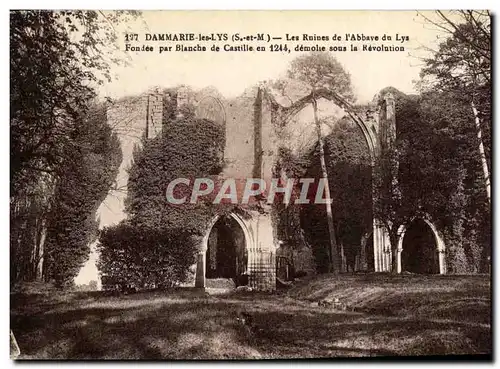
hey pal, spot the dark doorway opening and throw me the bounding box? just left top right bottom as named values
left=401, top=219, right=439, bottom=274
left=206, top=215, right=247, bottom=281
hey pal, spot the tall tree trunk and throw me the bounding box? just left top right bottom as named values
left=30, top=215, right=40, bottom=281
left=389, top=229, right=399, bottom=274
left=36, top=219, right=47, bottom=281
left=312, top=97, right=340, bottom=274
left=471, top=101, right=491, bottom=204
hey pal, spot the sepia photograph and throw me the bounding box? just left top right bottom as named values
left=9, top=9, right=492, bottom=360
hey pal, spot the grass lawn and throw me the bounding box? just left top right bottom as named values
left=10, top=273, right=491, bottom=359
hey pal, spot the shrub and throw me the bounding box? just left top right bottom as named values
left=97, top=222, right=198, bottom=289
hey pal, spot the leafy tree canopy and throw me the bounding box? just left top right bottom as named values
left=287, top=52, right=355, bottom=102
left=10, top=10, right=135, bottom=286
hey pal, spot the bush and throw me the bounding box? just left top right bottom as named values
left=97, top=222, right=198, bottom=289
left=98, top=113, right=228, bottom=290
left=125, top=115, right=226, bottom=233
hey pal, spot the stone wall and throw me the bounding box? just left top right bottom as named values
left=106, top=84, right=450, bottom=290
left=146, top=92, right=163, bottom=139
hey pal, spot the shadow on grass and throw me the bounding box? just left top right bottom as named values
left=11, top=297, right=491, bottom=359
left=10, top=274, right=492, bottom=359
left=12, top=296, right=262, bottom=359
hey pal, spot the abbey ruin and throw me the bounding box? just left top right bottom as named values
left=107, top=84, right=448, bottom=291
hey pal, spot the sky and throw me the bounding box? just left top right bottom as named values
left=76, top=10, right=445, bottom=285
left=101, top=10, right=443, bottom=102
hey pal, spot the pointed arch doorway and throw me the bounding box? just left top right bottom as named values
left=196, top=213, right=252, bottom=288
left=397, top=218, right=446, bottom=274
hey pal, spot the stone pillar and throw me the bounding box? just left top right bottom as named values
left=193, top=222, right=215, bottom=289
left=385, top=92, right=395, bottom=122
left=372, top=221, right=392, bottom=272
left=396, top=247, right=402, bottom=273
left=438, top=249, right=446, bottom=275
left=146, top=92, right=163, bottom=139
left=373, top=222, right=383, bottom=272
left=371, top=90, right=401, bottom=275
left=373, top=224, right=379, bottom=272
left=194, top=251, right=205, bottom=288
left=176, top=86, right=190, bottom=119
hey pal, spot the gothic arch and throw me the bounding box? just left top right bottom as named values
left=263, top=87, right=378, bottom=275
left=195, top=212, right=254, bottom=288
left=201, top=212, right=253, bottom=253
left=396, top=217, right=446, bottom=274
left=264, top=87, right=377, bottom=160
left=195, top=95, right=226, bottom=125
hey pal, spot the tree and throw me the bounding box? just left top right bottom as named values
left=10, top=10, right=137, bottom=286
left=88, top=280, right=98, bottom=291
left=373, top=88, right=489, bottom=273
left=418, top=10, right=491, bottom=203
left=10, top=172, right=55, bottom=283
left=10, top=104, right=122, bottom=287
left=284, top=52, right=355, bottom=274
left=416, top=11, right=491, bottom=272
left=415, top=91, right=490, bottom=273
left=287, top=52, right=355, bottom=101
left=43, top=105, right=122, bottom=286
left=10, top=11, right=135, bottom=196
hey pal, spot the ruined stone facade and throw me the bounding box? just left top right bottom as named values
left=108, top=84, right=448, bottom=291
